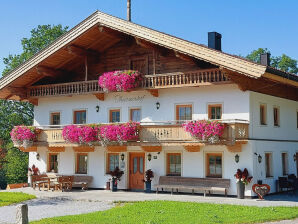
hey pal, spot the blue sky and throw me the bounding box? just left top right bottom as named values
left=0, top=0, right=297, bottom=73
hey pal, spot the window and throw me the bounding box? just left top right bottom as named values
left=176, top=105, right=192, bottom=121
left=76, top=153, right=88, bottom=174
left=109, top=109, right=120, bottom=123
left=281, top=153, right=288, bottom=176
left=208, top=104, right=222, bottom=120
left=48, top=153, right=58, bottom=173
left=74, top=110, right=86, bottom=124
left=50, top=112, right=60, bottom=127
left=206, top=153, right=222, bottom=178
left=265, top=153, right=273, bottom=178
left=260, top=104, right=267, bottom=125
left=167, top=153, right=181, bottom=176
left=107, top=153, right=119, bottom=173
left=273, top=107, right=280, bottom=127
left=130, top=108, right=141, bottom=122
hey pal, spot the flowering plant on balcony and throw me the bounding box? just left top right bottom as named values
left=98, top=70, right=142, bottom=92
left=98, top=122, right=139, bottom=146
left=10, top=126, right=37, bottom=148
left=182, top=120, right=225, bottom=143
left=62, top=125, right=98, bottom=146
left=234, top=168, right=253, bottom=185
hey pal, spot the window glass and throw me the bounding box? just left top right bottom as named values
left=74, top=110, right=86, bottom=124
left=167, top=153, right=181, bottom=176
left=208, top=105, right=222, bottom=120
left=265, top=153, right=273, bottom=177
left=282, top=153, right=288, bottom=176
left=260, top=105, right=267, bottom=125
left=176, top=105, right=192, bottom=121
left=77, top=154, right=88, bottom=174
left=133, top=157, right=138, bottom=174
left=110, top=110, right=120, bottom=123
left=108, top=154, right=119, bottom=172
left=207, top=154, right=222, bottom=177
left=48, top=154, right=58, bottom=173
left=139, top=157, right=144, bottom=173
left=50, top=112, right=60, bottom=126
left=273, top=107, right=280, bottom=127
left=130, top=109, right=141, bottom=122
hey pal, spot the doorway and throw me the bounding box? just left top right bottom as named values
left=129, top=152, right=145, bottom=190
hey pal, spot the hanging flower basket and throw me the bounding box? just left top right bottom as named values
left=98, top=70, right=142, bottom=92
left=10, top=126, right=37, bottom=148
left=62, top=125, right=98, bottom=145
left=182, top=120, right=225, bottom=143
left=98, top=122, right=139, bottom=146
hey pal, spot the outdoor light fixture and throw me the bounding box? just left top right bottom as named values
left=96, top=105, right=100, bottom=112
left=36, top=153, right=40, bottom=160
left=120, top=153, right=125, bottom=161
left=156, top=102, right=160, bottom=110
left=148, top=153, right=152, bottom=161
left=235, top=154, right=239, bottom=163
left=254, top=152, right=262, bottom=163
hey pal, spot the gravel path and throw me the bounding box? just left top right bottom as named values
left=0, top=197, right=113, bottom=224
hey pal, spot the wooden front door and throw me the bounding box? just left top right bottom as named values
left=129, top=152, right=145, bottom=190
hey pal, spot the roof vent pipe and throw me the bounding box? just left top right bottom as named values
left=208, top=32, right=222, bottom=51
left=260, top=53, right=271, bottom=66
left=127, top=0, right=131, bottom=21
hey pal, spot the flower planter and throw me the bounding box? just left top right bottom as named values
left=111, top=178, right=118, bottom=192
left=23, top=140, right=33, bottom=149
left=145, top=181, right=152, bottom=193
left=237, top=181, right=245, bottom=199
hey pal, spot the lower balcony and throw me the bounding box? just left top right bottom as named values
left=17, top=120, right=249, bottom=152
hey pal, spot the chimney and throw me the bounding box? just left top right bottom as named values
left=208, top=32, right=222, bottom=51
left=127, top=0, right=131, bottom=21
left=260, top=53, right=270, bottom=66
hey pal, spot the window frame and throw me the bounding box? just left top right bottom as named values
left=206, top=153, right=223, bottom=178
left=281, top=152, right=288, bottom=176
left=260, top=104, right=267, bottom=126
left=109, top=109, right=121, bottom=123
left=175, top=104, right=193, bottom=121
left=75, top=153, right=88, bottom=174
left=73, top=109, right=87, bottom=124
left=273, top=106, right=280, bottom=127
left=208, top=104, right=222, bottom=120
left=166, top=153, right=182, bottom=176
left=265, top=152, right=273, bottom=178
left=47, top=153, right=58, bottom=173
left=106, top=153, right=120, bottom=174
left=50, top=112, right=61, bottom=126
left=129, top=108, right=141, bottom=122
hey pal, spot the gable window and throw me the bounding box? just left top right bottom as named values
left=130, top=108, right=141, bottom=122
left=50, top=112, right=60, bottom=126
left=281, top=152, right=288, bottom=176
left=74, top=110, right=86, bottom=124
left=260, top=104, right=267, bottom=125
left=273, top=107, right=280, bottom=127
left=265, top=153, right=273, bottom=178
left=167, top=153, right=181, bottom=176
left=208, top=104, right=222, bottom=120
left=109, top=109, right=120, bottom=123
left=48, top=153, right=58, bottom=173
left=76, top=153, right=88, bottom=174
left=206, top=153, right=222, bottom=178
left=107, top=153, right=119, bottom=173
left=176, top=105, right=192, bottom=121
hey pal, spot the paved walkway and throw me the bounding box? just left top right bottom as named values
left=0, top=188, right=297, bottom=223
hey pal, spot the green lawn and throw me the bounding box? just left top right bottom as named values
left=32, top=201, right=298, bottom=224
left=0, top=192, right=36, bottom=206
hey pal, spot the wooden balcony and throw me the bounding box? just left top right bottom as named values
left=33, top=120, right=248, bottom=151
left=28, top=68, right=230, bottom=98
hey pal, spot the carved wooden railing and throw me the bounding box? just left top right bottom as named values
left=35, top=120, right=248, bottom=146
left=28, top=68, right=229, bottom=98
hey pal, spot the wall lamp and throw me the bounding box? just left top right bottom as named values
left=96, top=105, right=100, bottom=112
left=235, top=154, right=239, bottom=163
left=156, top=102, right=160, bottom=110
left=254, top=153, right=262, bottom=163
left=120, top=153, right=125, bottom=161
left=36, top=153, right=40, bottom=160
left=148, top=153, right=152, bottom=161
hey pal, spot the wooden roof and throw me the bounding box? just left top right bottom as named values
left=0, top=10, right=297, bottom=101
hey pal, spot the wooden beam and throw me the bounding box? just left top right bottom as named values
left=135, top=37, right=169, bottom=56
left=147, top=89, right=159, bottom=97
left=73, top=146, right=95, bottom=152
left=141, top=146, right=162, bottom=152
left=66, top=45, right=100, bottom=58
left=184, top=144, right=203, bottom=152
left=48, top=147, right=65, bottom=152
left=7, top=87, right=27, bottom=99
left=98, top=25, right=127, bottom=39
left=19, top=146, right=37, bottom=152
left=36, top=66, right=63, bottom=78
left=28, top=98, right=38, bottom=106
left=93, top=93, right=104, bottom=101
left=174, top=51, right=196, bottom=63
left=106, top=146, right=127, bottom=152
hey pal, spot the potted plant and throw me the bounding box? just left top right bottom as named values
left=10, top=126, right=37, bottom=148
left=109, top=167, right=124, bottom=192
left=143, top=169, right=154, bottom=193
left=62, top=125, right=98, bottom=146
left=234, top=168, right=253, bottom=199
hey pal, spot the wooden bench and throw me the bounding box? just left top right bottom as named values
left=32, top=174, right=48, bottom=190
left=51, top=176, right=74, bottom=191
left=155, top=176, right=230, bottom=197
left=72, top=176, right=93, bottom=190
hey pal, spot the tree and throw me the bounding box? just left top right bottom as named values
left=0, top=24, right=68, bottom=187
left=246, top=48, right=298, bottom=74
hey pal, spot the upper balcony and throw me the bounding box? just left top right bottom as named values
left=28, top=68, right=230, bottom=99
left=18, top=120, right=249, bottom=153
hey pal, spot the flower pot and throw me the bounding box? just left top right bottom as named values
left=145, top=181, right=152, bottom=193
left=111, top=178, right=118, bottom=192
left=23, top=140, right=33, bottom=149
left=13, top=140, right=22, bottom=147
left=237, top=181, right=245, bottom=199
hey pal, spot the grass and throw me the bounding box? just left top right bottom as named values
left=31, top=201, right=298, bottom=224
left=0, top=192, right=36, bottom=207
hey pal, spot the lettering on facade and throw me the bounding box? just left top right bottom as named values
left=114, top=95, right=145, bottom=103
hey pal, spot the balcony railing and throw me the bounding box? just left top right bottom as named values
left=28, top=68, right=229, bottom=98
left=34, top=120, right=248, bottom=147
